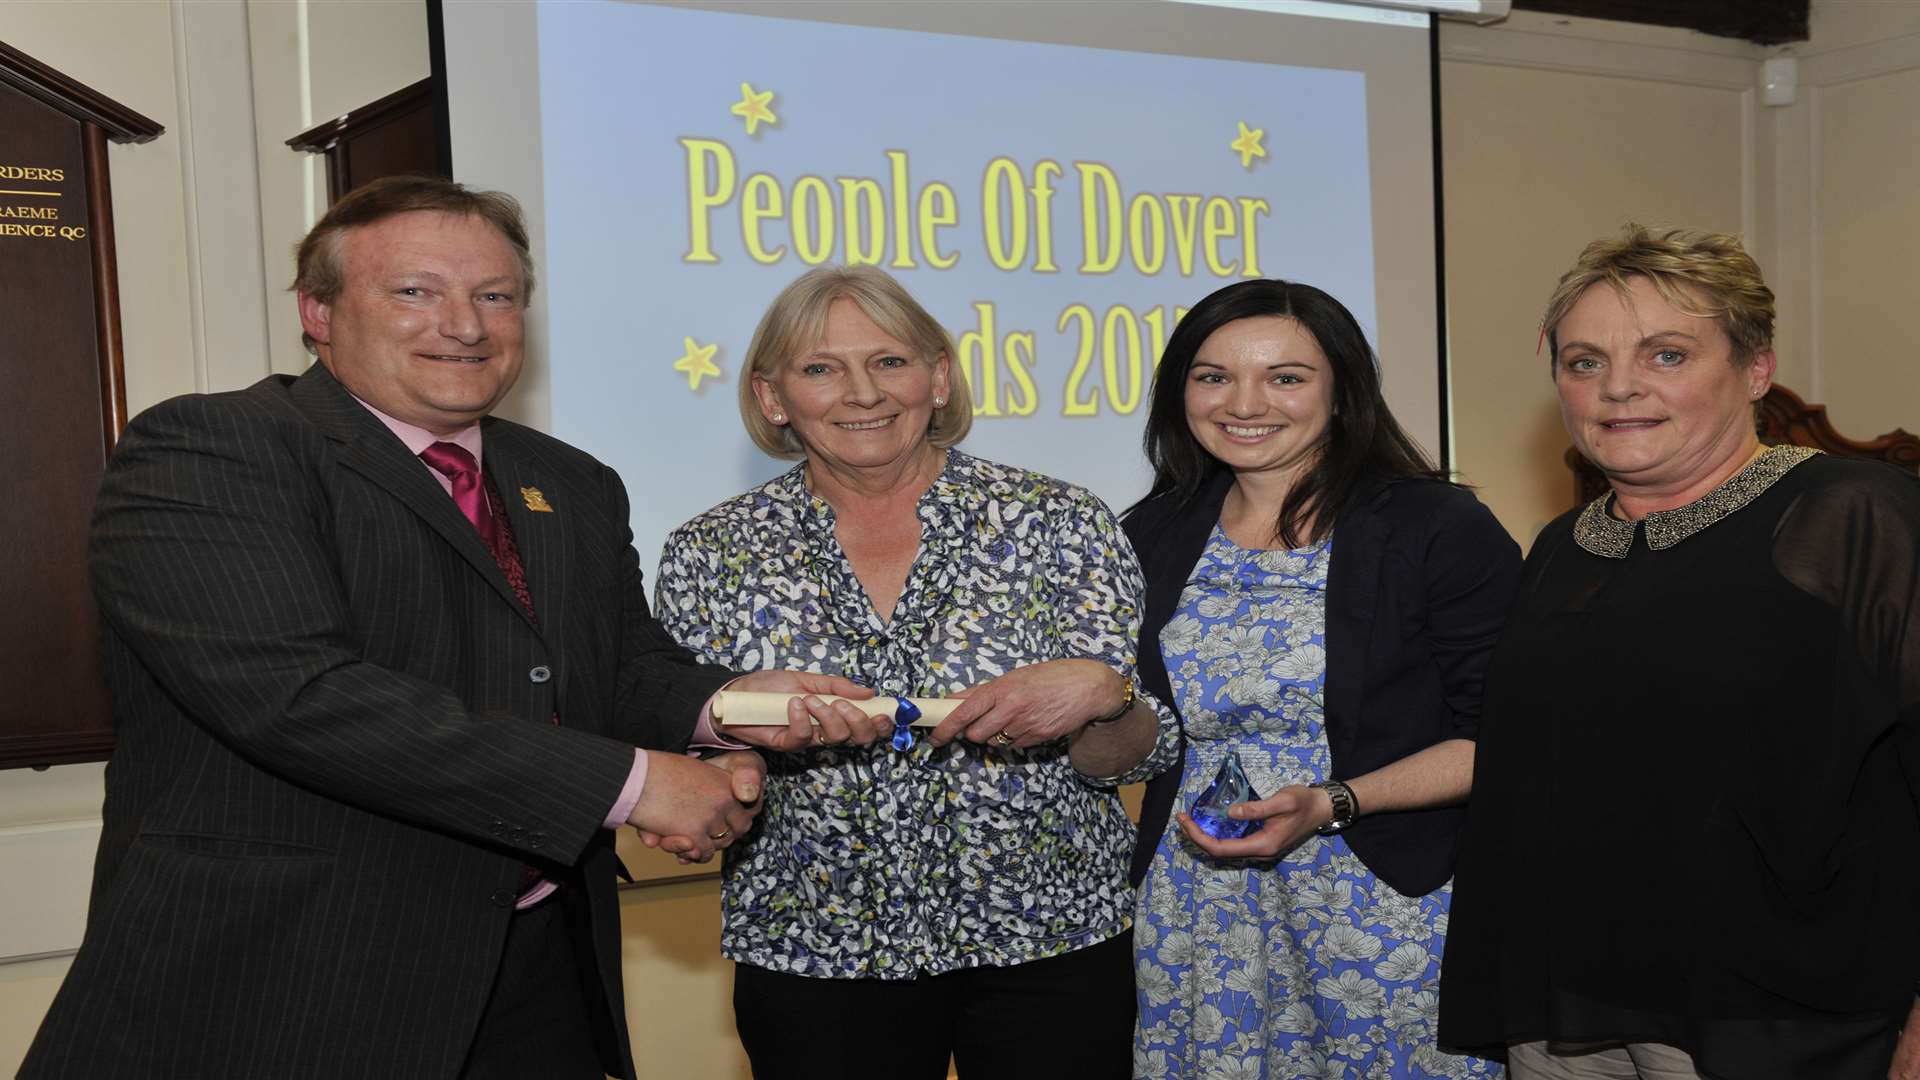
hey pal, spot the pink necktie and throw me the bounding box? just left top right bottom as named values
left=419, top=442, right=497, bottom=551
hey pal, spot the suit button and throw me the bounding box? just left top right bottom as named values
left=489, top=889, right=515, bottom=909
left=489, top=821, right=506, bottom=837
left=528, top=833, right=545, bottom=849
left=529, top=666, right=552, bottom=684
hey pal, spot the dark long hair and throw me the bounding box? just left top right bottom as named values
left=1135, top=279, right=1443, bottom=547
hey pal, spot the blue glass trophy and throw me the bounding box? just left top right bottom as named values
left=1189, top=751, right=1263, bottom=840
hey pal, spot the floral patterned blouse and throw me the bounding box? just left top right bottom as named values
left=654, top=449, right=1181, bottom=979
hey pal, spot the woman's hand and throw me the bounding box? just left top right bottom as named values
left=1175, top=784, right=1335, bottom=860
left=928, top=658, right=1125, bottom=749
left=721, top=669, right=888, bottom=752
left=1890, top=999, right=1920, bottom=1080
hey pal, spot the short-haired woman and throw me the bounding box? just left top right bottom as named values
left=1125, top=279, right=1519, bottom=1078
left=654, top=266, right=1179, bottom=1078
left=1439, top=226, right=1920, bottom=1080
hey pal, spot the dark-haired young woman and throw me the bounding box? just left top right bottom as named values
left=1122, top=280, right=1519, bottom=1078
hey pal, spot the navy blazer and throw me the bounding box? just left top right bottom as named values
left=1123, top=470, right=1520, bottom=896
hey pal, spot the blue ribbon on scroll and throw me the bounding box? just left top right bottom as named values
left=890, top=696, right=921, bottom=752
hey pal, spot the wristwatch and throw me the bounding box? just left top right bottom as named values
left=1310, top=780, right=1359, bottom=835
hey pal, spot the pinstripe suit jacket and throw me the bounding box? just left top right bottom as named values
left=23, top=363, right=732, bottom=1079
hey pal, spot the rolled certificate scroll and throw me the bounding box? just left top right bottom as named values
left=712, top=691, right=960, bottom=726
left=712, top=691, right=964, bottom=752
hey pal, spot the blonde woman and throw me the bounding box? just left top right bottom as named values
left=654, top=267, right=1179, bottom=1079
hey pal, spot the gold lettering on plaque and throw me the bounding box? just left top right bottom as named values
left=0, top=223, right=83, bottom=240
left=0, top=165, right=76, bottom=237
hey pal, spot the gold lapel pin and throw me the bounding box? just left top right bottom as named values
left=520, top=486, right=554, bottom=512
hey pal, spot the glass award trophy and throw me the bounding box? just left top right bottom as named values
left=1189, top=750, right=1263, bottom=840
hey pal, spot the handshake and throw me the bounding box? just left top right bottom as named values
left=624, top=668, right=894, bottom=862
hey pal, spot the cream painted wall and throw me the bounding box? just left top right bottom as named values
left=1439, top=12, right=1752, bottom=545
left=247, top=0, right=326, bottom=377
left=306, top=0, right=431, bottom=125
left=0, top=765, right=105, bottom=1073
left=1440, top=3, right=1920, bottom=549
left=1798, top=0, right=1920, bottom=53
left=1813, top=65, right=1920, bottom=437
left=249, top=0, right=431, bottom=376
left=1788, top=1, right=1920, bottom=442
left=621, top=879, right=751, bottom=1080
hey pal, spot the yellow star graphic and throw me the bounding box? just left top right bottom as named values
left=672, top=336, right=722, bottom=391
left=1230, top=121, right=1267, bottom=169
left=730, top=82, right=777, bottom=136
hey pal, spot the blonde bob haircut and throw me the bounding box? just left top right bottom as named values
left=1541, top=224, right=1775, bottom=369
left=739, top=266, right=972, bottom=459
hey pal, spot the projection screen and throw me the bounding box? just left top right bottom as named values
left=443, top=0, right=1442, bottom=573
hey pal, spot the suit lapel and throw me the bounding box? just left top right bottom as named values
left=482, top=426, right=569, bottom=658
left=288, top=364, right=538, bottom=632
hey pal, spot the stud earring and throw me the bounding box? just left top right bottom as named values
left=932, top=396, right=946, bottom=407
left=771, top=412, right=786, bottom=423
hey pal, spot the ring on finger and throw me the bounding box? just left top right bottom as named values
left=991, top=731, right=1015, bottom=748
left=710, top=828, right=731, bottom=840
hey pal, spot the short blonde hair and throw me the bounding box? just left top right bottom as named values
left=1541, top=224, right=1774, bottom=368
left=739, top=267, right=972, bottom=459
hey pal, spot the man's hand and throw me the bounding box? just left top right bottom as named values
left=626, top=751, right=761, bottom=863
left=1891, top=999, right=1920, bottom=1080
left=637, top=750, right=767, bottom=863
left=722, top=669, right=890, bottom=753
left=1175, top=784, right=1334, bottom=861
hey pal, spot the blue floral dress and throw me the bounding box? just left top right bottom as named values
left=1133, top=528, right=1501, bottom=1080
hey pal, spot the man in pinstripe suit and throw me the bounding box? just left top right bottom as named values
left=23, top=177, right=882, bottom=1078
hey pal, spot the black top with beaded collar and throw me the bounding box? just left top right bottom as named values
left=1442, top=447, right=1920, bottom=1080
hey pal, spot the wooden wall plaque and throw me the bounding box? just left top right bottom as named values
left=0, top=42, right=161, bottom=769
